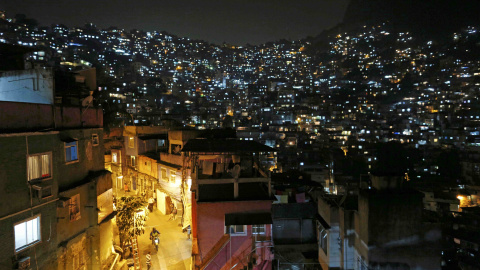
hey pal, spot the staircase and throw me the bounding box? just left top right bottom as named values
left=132, top=237, right=142, bottom=270
left=199, top=234, right=231, bottom=270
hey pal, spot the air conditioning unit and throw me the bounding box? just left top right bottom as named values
left=17, top=257, right=30, bottom=270
left=32, top=185, right=52, bottom=199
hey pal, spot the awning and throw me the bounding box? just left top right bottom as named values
left=60, top=137, right=77, bottom=143
left=225, top=212, right=272, bottom=226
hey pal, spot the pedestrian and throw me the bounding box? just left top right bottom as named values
left=146, top=251, right=152, bottom=270
left=172, top=207, right=177, bottom=220
left=153, top=191, right=157, bottom=207
left=148, top=196, right=154, bottom=212
left=168, top=203, right=175, bottom=220
left=186, top=225, right=191, bottom=239
left=124, top=183, right=129, bottom=193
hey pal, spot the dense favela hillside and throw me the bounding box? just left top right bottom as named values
left=0, top=10, right=479, bottom=163
left=2, top=6, right=480, bottom=269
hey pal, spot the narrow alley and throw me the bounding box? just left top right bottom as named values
left=137, top=208, right=192, bottom=270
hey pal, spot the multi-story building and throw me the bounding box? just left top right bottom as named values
left=0, top=45, right=114, bottom=270
left=182, top=139, right=276, bottom=270
left=317, top=174, right=442, bottom=270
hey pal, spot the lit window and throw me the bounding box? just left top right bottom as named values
left=112, top=152, right=118, bottom=163
left=27, top=153, right=52, bottom=181
left=14, top=215, right=41, bottom=252
left=170, top=170, right=177, bottom=183
left=252, top=225, right=266, bottom=235
left=157, top=139, right=165, bottom=147
left=227, top=225, right=246, bottom=235
left=65, top=141, right=78, bottom=163
left=161, top=168, right=168, bottom=181
left=128, top=137, right=135, bottom=148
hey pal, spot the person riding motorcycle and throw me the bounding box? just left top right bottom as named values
left=150, top=227, right=160, bottom=246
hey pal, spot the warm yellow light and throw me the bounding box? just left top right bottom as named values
left=457, top=195, right=464, bottom=200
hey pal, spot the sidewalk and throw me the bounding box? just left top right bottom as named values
left=139, top=208, right=192, bottom=270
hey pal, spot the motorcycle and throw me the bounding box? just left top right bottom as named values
left=154, top=236, right=159, bottom=251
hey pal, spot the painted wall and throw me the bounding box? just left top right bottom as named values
left=0, top=203, right=58, bottom=270
left=157, top=189, right=167, bottom=214
left=196, top=201, right=272, bottom=267
left=124, top=136, right=138, bottom=157
left=0, top=68, right=54, bottom=105
left=0, top=127, right=110, bottom=269
left=0, top=101, right=103, bottom=131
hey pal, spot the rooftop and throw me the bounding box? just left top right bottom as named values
left=182, top=138, right=275, bottom=153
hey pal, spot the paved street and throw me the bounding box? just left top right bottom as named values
left=138, top=208, right=192, bottom=270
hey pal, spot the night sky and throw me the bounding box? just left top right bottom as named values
left=1, top=0, right=349, bottom=45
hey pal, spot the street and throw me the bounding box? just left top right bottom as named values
left=139, top=208, right=192, bottom=270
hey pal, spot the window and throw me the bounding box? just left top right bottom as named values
left=27, top=153, right=52, bottom=181
left=170, top=170, right=176, bottom=183
left=92, top=134, right=99, bottom=146
left=112, top=152, right=118, bottom=163
left=130, top=156, right=136, bottom=167
left=317, top=222, right=328, bottom=255
left=65, top=141, right=78, bottom=163
left=161, top=168, right=168, bottom=181
left=158, top=139, right=165, bottom=147
left=227, top=225, right=246, bottom=235
left=14, top=215, right=41, bottom=252
left=128, top=137, right=135, bottom=148
left=252, top=224, right=266, bottom=235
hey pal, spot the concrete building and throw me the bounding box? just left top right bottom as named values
left=316, top=174, right=442, bottom=270
left=182, top=139, right=276, bottom=270
left=0, top=45, right=115, bottom=270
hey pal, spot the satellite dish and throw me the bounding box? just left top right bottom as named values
left=81, top=95, right=93, bottom=107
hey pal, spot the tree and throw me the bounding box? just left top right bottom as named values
left=116, top=196, right=148, bottom=258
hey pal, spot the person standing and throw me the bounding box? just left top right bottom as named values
left=172, top=207, right=177, bottom=220
left=153, top=190, right=157, bottom=207
left=146, top=252, right=152, bottom=270
left=148, top=196, right=155, bottom=212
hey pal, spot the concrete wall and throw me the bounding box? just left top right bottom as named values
left=157, top=190, right=167, bottom=214
left=0, top=126, right=110, bottom=269
left=138, top=139, right=158, bottom=154
left=0, top=102, right=103, bottom=132
left=355, top=189, right=441, bottom=269
left=98, top=220, right=114, bottom=269
left=0, top=68, right=54, bottom=105
left=124, top=136, right=138, bottom=158
left=0, top=133, right=59, bottom=217
left=57, top=183, right=94, bottom=246
left=138, top=155, right=158, bottom=179
left=57, top=128, right=105, bottom=191
left=0, top=202, right=58, bottom=270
